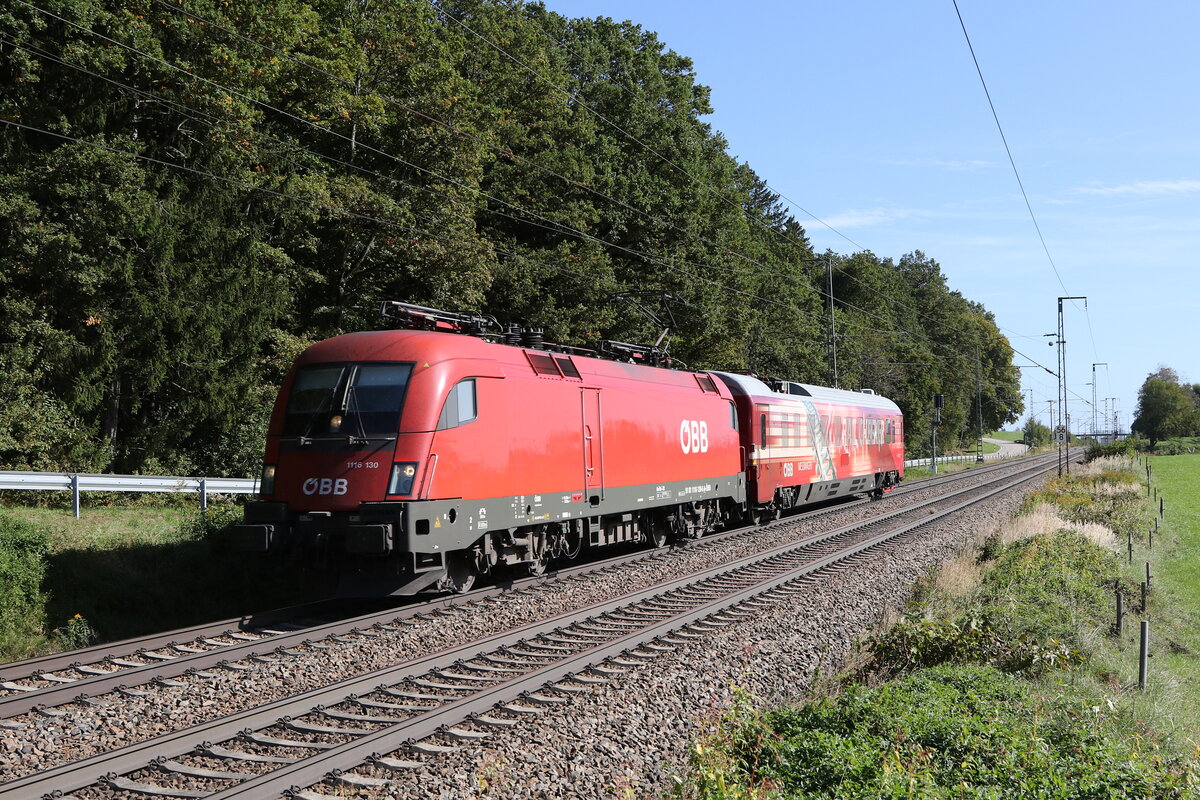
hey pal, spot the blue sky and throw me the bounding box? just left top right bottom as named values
left=546, top=0, right=1200, bottom=433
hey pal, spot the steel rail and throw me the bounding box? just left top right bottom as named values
left=0, top=450, right=1062, bottom=717
left=224, top=456, right=1063, bottom=800
left=0, top=457, right=1056, bottom=800
left=0, top=601, right=354, bottom=683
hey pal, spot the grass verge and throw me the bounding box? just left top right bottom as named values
left=672, top=454, right=1200, bottom=798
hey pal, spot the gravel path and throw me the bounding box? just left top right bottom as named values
left=984, top=436, right=1028, bottom=458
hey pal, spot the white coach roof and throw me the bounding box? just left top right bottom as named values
left=709, top=372, right=902, bottom=414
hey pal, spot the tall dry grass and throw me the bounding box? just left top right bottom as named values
left=926, top=502, right=1118, bottom=610
left=998, top=503, right=1116, bottom=549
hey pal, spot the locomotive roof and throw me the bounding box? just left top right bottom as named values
left=298, top=329, right=727, bottom=392
left=298, top=328, right=500, bottom=364
left=709, top=372, right=902, bottom=414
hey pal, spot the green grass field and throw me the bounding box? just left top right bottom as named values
left=987, top=430, right=1023, bottom=442
left=1131, top=453, right=1200, bottom=745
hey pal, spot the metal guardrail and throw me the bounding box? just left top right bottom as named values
left=0, top=470, right=257, bottom=517
left=904, top=451, right=1010, bottom=468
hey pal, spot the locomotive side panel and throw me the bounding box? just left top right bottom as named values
left=418, top=352, right=745, bottom=530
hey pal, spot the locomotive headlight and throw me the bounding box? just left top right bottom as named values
left=388, top=462, right=419, bottom=496
left=260, top=463, right=277, bottom=496
left=329, top=414, right=344, bottom=432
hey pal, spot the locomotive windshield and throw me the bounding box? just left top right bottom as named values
left=283, top=362, right=413, bottom=439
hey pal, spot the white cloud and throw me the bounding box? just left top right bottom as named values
left=886, top=157, right=996, bottom=172
left=1075, top=179, right=1200, bottom=197
left=808, top=207, right=920, bottom=230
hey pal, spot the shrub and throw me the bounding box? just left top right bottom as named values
left=861, top=615, right=1083, bottom=678
left=676, top=665, right=1198, bottom=798
left=978, top=529, right=1120, bottom=649
left=1024, top=464, right=1145, bottom=540
left=177, top=505, right=242, bottom=541
left=51, top=613, right=96, bottom=650
left=0, top=512, right=51, bottom=659
left=1086, top=439, right=1137, bottom=461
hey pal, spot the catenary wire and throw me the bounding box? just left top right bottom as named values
left=482, top=2, right=1063, bottom=382
left=950, top=0, right=1099, bottom=360
left=151, top=0, right=1023, bottom=372
left=519, top=6, right=871, bottom=254
left=12, top=1, right=822, bottom=319
left=150, top=0, right=838, bottom=305
left=17, top=1, right=1042, bottom=394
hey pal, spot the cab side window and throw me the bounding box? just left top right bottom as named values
left=437, top=379, right=477, bottom=430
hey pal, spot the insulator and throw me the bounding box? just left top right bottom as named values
left=522, top=328, right=544, bottom=349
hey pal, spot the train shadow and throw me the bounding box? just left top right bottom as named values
left=43, top=537, right=335, bottom=644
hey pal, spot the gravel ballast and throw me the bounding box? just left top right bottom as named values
left=330, top=473, right=1050, bottom=799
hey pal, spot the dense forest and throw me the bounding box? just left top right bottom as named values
left=0, top=0, right=1022, bottom=477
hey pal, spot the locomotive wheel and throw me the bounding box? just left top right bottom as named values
left=751, top=505, right=779, bottom=526
left=647, top=514, right=671, bottom=548
left=441, top=553, right=478, bottom=594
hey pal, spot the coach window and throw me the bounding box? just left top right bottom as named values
left=760, top=413, right=768, bottom=446
left=729, top=402, right=738, bottom=430
left=437, top=379, right=477, bottom=430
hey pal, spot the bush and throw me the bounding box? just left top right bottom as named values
left=1023, top=462, right=1145, bottom=540
left=51, top=613, right=96, bottom=650
left=177, top=505, right=242, bottom=541
left=1087, top=438, right=1137, bottom=461
left=978, top=530, right=1120, bottom=649
left=0, top=512, right=51, bottom=659
left=862, top=615, right=1082, bottom=678
left=678, top=665, right=1197, bottom=798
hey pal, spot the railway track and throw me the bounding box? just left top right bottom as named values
left=0, top=452, right=1061, bottom=800
left=0, top=451, right=1059, bottom=722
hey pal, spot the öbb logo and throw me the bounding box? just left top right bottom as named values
left=679, top=420, right=709, bottom=454
left=302, top=477, right=349, bottom=496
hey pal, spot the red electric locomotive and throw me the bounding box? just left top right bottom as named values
left=233, top=302, right=903, bottom=595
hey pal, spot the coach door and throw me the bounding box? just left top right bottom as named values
left=754, top=403, right=773, bottom=503
left=582, top=388, right=604, bottom=502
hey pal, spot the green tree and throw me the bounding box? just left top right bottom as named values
left=1022, top=417, right=1052, bottom=447
left=0, top=0, right=1031, bottom=476
left=1131, top=367, right=1196, bottom=446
